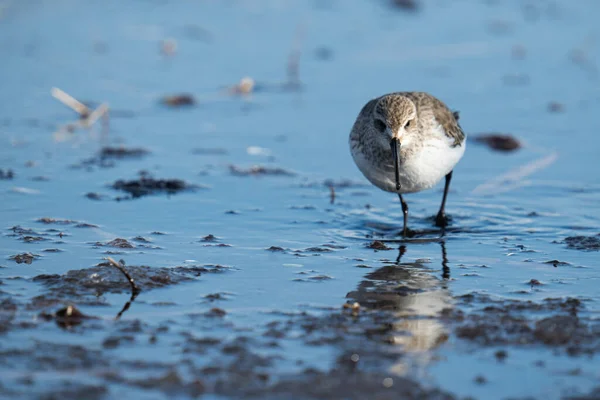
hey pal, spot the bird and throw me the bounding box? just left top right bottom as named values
left=349, top=92, right=466, bottom=237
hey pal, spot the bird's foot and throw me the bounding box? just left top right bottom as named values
left=400, top=227, right=417, bottom=238
left=435, top=212, right=450, bottom=228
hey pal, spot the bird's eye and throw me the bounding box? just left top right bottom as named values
left=374, top=119, right=386, bottom=133
left=405, top=120, right=412, bottom=129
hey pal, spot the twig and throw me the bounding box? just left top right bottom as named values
left=105, top=257, right=141, bottom=320
left=51, top=87, right=90, bottom=117
left=105, top=257, right=141, bottom=298
left=51, top=88, right=110, bottom=140
left=84, top=102, right=109, bottom=128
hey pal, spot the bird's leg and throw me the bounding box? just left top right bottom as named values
left=398, top=194, right=409, bottom=237
left=435, top=170, right=453, bottom=228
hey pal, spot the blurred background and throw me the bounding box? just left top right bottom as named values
left=1, top=1, right=600, bottom=399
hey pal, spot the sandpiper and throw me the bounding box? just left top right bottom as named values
left=349, top=92, right=466, bottom=237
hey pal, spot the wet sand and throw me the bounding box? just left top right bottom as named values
left=1, top=1, right=600, bottom=399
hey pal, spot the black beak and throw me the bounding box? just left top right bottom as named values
left=390, top=137, right=401, bottom=191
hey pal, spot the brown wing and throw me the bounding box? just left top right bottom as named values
left=404, top=92, right=465, bottom=147
left=350, top=98, right=378, bottom=148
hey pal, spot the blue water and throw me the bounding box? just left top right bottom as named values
left=1, top=0, right=600, bottom=398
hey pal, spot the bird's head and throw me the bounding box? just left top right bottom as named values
left=372, top=94, right=417, bottom=191
left=373, top=94, right=417, bottom=143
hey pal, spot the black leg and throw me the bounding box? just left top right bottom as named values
left=398, top=194, right=409, bottom=237
left=436, top=171, right=453, bottom=228
left=440, top=241, right=450, bottom=280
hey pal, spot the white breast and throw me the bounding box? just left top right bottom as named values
left=351, top=124, right=465, bottom=194
left=400, top=134, right=465, bottom=193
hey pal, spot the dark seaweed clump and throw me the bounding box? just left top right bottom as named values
left=112, top=176, right=195, bottom=198
left=99, top=146, right=149, bottom=159
left=472, top=133, right=521, bottom=152
left=0, top=169, right=15, bottom=180
left=229, top=165, right=296, bottom=177
left=564, top=235, right=600, bottom=251
left=71, top=146, right=150, bottom=170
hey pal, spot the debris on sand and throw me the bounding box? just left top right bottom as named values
left=534, top=315, right=582, bottom=346
left=0, top=169, right=14, bottom=180
left=206, top=307, right=227, bottom=317
left=51, top=87, right=109, bottom=140
left=367, top=241, right=392, bottom=251
left=71, top=146, right=149, bottom=170
left=471, top=133, right=521, bottom=152
left=443, top=294, right=599, bottom=355
left=547, top=101, right=565, bottom=113
left=7, top=225, right=54, bottom=244
left=300, top=178, right=368, bottom=189
left=161, top=94, right=196, bottom=107
left=303, top=246, right=333, bottom=254
left=201, top=234, right=218, bottom=242
left=75, top=222, right=99, bottom=228
left=52, top=87, right=92, bottom=118
left=544, top=259, right=570, bottom=267
left=227, top=77, right=255, bottom=95
left=112, top=175, right=198, bottom=199
left=41, top=305, right=95, bottom=328
left=99, top=146, right=150, bottom=159
left=36, top=217, right=76, bottom=225
left=22, top=235, right=46, bottom=243
left=342, top=302, right=360, bottom=316
left=85, top=192, right=105, bottom=200
left=389, top=0, right=419, bottom=11
left=266, top=246, right=286, bottom=252
left=203, top=243, right=232, bottom=248
left=229, top=165, right=296, bottom=177
left=95, top=238, right=135, bottom=249
left=32, top=263, right=230, bottom=305
left=564, top=235, right=600, bottom=251
left=495, top=350, right=508, bottom=362
left=9, top=252, right=39, bottom=264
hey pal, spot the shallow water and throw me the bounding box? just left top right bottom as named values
left=1, top=0, right=600, bottom=399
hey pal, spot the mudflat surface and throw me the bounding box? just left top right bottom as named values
left=1, top=1, right=599, bottom=399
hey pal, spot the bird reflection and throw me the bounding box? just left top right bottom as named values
left=346, top=241, right=452, bottom=374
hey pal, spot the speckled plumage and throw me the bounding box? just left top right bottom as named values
left=349, top=92, right=466, bottom=235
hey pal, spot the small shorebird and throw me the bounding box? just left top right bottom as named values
left=349, top=92, right=466, bottom=237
